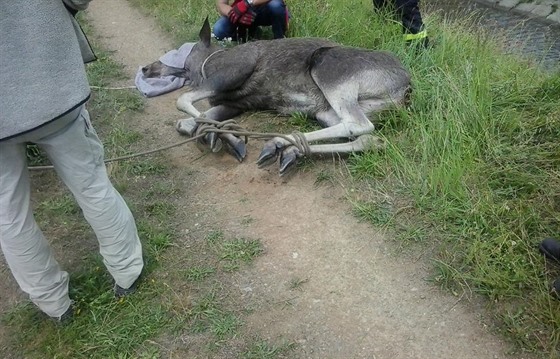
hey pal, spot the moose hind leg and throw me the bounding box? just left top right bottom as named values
left=257, top=103, right=376, bottom=172
left=257, top=97, right=382, bottom=171
left=258, top=78, right=390, bottom=173
left=316, top=108, right=342, bottom=128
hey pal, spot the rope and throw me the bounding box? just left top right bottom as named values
left=194, top=118, right=248, bottom=143
left=191, top=117, right=311, bottom=155
left=290, top=131, right=311, bottom=156
left=28, top=134, right=205, bottom=171
left=90, top=85, right=137, bottom=90
left=27, top=117, right=311, bottom=171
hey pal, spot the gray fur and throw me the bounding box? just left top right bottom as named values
left=176, top=18, right=411, bottom=175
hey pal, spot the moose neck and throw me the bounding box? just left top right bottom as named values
left=201, top=49, right=226, bottom=80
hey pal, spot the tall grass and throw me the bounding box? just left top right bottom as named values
left=128, top=0, right=559, bottom=355
left=350, top=8, right=560, bottom=357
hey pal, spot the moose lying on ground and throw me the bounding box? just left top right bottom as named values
left=172, top=18, right=411, bottom=175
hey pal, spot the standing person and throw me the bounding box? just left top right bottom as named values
left=0, top=0, right=144, bottom=322
left=373, top=0, right=428, bottom=47
left=213, top=0, right=289, bottom=41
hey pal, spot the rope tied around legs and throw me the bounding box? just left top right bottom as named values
left=290, top=131, right=311, bottom=156
left=28, top=116, right=313, bottom=170
left=192, top=117, right=311, bottom=155
left=194, top=117, right=249, bottom=144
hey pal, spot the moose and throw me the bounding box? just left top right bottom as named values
left=172, top=18, right=411, bottom=175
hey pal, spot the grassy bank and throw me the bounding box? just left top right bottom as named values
left=126, top=0, right=560, bottom=356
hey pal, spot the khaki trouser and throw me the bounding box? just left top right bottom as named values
left=0, top=106, right=143, bottom=318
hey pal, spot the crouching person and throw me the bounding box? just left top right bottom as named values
left=214, top=0, right=289, bottom=41
left=0, top=0, right=144, bottom=323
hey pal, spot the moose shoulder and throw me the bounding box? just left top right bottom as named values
left=176, top=18, right=411, bottom=175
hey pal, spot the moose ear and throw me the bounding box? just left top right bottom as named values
left=199, top=16, right=212, bottom=48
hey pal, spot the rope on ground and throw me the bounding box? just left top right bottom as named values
left=28, top=134, right=204, bottom=171
left=192, top=118, right=312, bottom=155
left=27, top=116, right=312, bottom=171
left=90, top=85, right=137, bottom=90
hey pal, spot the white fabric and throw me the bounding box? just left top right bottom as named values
left=134, top=42, right=195, bottom=97
left=0, top=106, right=143, bottom=318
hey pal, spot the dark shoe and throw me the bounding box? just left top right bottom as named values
left=539, top=237, right=560, bottom=264
left=114, top=278, right=139, bottom=298
left=52, top=305, right=73, bottom=325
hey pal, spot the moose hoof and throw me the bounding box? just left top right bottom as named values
left=176, top=118, right=198, bottom=137
left=279, top=146, right=301, bottom=176
left=257, top=141, right=282, bottom=168
left=194, top=131, right=223, bottom=153
left=223, top=135, right=247, bottom=162
left=207, top=132, right=222, bottom=153
left=195, top=134, right=223, bottom=154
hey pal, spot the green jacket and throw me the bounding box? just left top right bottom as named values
left=0, top=0, right=95, bottom=141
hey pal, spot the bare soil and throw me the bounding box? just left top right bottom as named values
left=0, top=0, right=534, bottom=358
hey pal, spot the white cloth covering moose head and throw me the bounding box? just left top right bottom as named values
left=134, top=42, right=195, bottom=97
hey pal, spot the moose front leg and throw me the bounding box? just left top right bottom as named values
left=176, top=105, right=246, bottom=161
left=176, top=89, right=216, bottom=117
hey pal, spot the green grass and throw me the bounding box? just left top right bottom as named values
left=242, top=339, right=296, bottom=359
left=184, top=266, right=216, bottom=282
left=2, top=229, right=181, bottom=359
left=288, top=277, right=309, bottom=291
left=127, top=0, right=218, bottom=46
left=314, top=169, right=335, bottom=185
left=346, top=9, right=560, bottom=357
left=204, top=230, right=264, bottom=271
left=220, top=237, right=264, bottom=271
left=124, top=0, right=560, bottom=355
left=36, top=195, right=80, bottom=216
left=26, top=144, right=49, bottom=166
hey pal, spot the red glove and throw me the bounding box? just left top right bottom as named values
left=238, top=9, right=256, bottom=26
left=228, top=0, right=252, bottom=25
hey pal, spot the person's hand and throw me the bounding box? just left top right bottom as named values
left=228, top=0, right=252, bottom=25
left=238, top=9, right=256, bottom=26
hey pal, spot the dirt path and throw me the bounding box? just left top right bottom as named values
left=87, top=1, right=528, bottom=358
left=0, top=1, right=530, bottom=358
